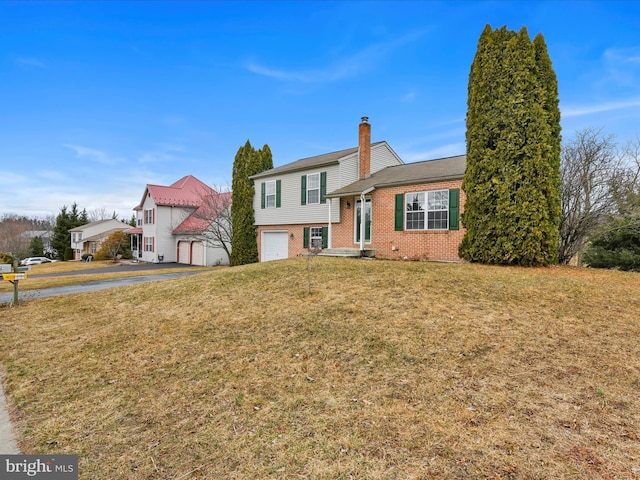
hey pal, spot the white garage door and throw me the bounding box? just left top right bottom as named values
left=191, top=242, right=205, bottom=266
left=178, top=241, right=190, bottom=264
left=262, top=231, right=288, bottom=262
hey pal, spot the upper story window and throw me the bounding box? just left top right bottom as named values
left=307, top=173, right=320, bottom=204
left=144, top=208, right=154, bottom=224
left=73, top=232, right=82, bottom=243
left=405, top=190, right=449, bottom=230
left=265, top=181, right=276, bottom=208
left=301, top=172, right=326, bottom=205
left=261, top=180, right=281, bottom=209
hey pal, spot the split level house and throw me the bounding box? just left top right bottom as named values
left=250, top=117, right=466, bottom=262
left=69, top=219, right=132, bottom=260
left=126, top=175, right=231, bottom=266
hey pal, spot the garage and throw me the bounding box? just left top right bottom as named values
left=261, top=231, right=289, bottom=262
left=191, top=241, right=205, bottom=266
left=177, top=241, right=191, bottom=264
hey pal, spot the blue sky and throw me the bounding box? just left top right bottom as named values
left=2, top=1, right=639, bottom=220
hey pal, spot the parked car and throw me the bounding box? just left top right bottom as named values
left=19, top=257, right=52, bottom=266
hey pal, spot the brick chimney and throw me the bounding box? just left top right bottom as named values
left=358, top=116, right=371, bottom=179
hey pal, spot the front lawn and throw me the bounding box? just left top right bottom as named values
left=1, top=258, right=638, bottom=479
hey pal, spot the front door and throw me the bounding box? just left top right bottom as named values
left=355, top=198, right=372, bottom=243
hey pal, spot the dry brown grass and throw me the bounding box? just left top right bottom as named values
left=1, top=258, right=639, bottom=479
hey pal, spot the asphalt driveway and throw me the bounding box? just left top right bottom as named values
left=0, top=262, right=210, bottom=303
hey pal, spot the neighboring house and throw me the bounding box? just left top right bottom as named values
left=69, top=219, right=132, bottom=260
left=250, top=117, right=466, bottom=262
left=22, top=230, right=54, bottom=255
left=126, top=175, right=231, bottom=266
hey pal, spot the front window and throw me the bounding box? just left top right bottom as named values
left=90, top=242, right=97, bottom=254
left=310, top=227, right=323, bottom=249
left=144, top=209, right=153, bottom=224
left=265, top=181, right=276, bottom=208
left=307, top=173, right=320, bottom=204
left=144, top=237, right=154, bottom=252
left=405, top=190, right=448, bottom=230
left=427, top=190, right=449, bottom=230
left=406, top=193, right=425, bottom=230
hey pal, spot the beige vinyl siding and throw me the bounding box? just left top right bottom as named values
left=254, top=164, right=342, bottom=226
left=370, top=143, right=403, bottom=174
left=253, top=142, right=403, bottom=227
left=339, top=154, right=359, bottom=187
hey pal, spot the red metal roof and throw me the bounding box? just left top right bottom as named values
left=146, top=175, right=216, bottom=207
left=173, top=191, right=232, bottom=234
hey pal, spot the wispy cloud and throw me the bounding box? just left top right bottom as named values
left=402, top=92, right=416, bottom=103
left=604, top=47, right=640, bottom=65
left=0, top=171, right=28, bottom=186
left=401, top=142, right=466, bottom=163
left=602, top=47, right=640, bottom=90
left=38, top=170, right=66, bottom=181
left=16, top=57, right=45, bottom=68
left=64, top=144, right=123, bottom=166
left=246, top=30, right=426, bottom=83
left=138, top=151, right=176, bottom=164
left=562, top=98, right=640, bottom=117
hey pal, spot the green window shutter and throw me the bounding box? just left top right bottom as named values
left=449, top=188, right=460, bottom=230
left=301, top=175, right=307, bottom=205
left=261, top=182, right=266, bottom=209
left=276, top=180, right=281, bottom=208
left=303, top=227, right=310, bottom=248
left=320, top=172, right=327, bottom=204
left=394, top=194, right=404, bottom=231
left=321, top=227, right=328, bottom=249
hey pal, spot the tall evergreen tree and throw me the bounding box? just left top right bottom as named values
left=28, top=236, right=44, bottom=257
left=230, top=141, right=273, bottom=266
left=460, top=25, right=561, bottom=266
left=51, top=202, right=88, bottom=260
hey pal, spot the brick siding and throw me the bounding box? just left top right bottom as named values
left=257, top=180, right=466, bottom=262
left=333, top=179, right=466, bottom=262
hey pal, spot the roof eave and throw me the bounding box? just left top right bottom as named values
left=326, top=174, right=464, bottom=198
left=250, top=159, right=342, bottom=180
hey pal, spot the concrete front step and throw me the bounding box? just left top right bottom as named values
left=318, top=248, right=376, bottom=258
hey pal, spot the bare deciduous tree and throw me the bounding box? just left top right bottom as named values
left=88, top=208, right=118, bottom=222
left=558, top=128, right=624, bottom=264
left=558, top=130, right=640, bottom=264
left=614, top=138, right=640, bottom=214
left=0, top=214, right=36, bottom=256
left=171, top=186, right=233, bottom=264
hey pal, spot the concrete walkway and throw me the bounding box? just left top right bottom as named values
left=0, top=372, right=20, bottom=454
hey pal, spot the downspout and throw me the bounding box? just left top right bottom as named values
left=359, top=192, right=366, bottom=252
left=327, top=199, right=332, bottom=249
